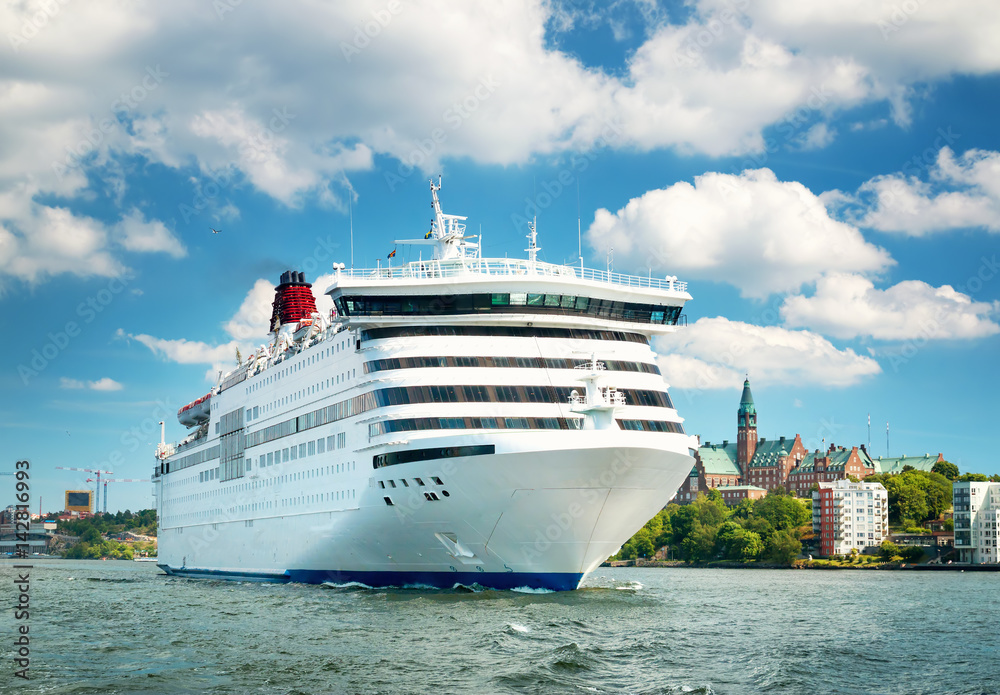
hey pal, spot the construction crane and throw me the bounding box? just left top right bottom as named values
left=85, top=478, right=150, bottom=514
left=56, top=467, right=113, bottom=513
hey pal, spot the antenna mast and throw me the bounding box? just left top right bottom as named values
left=577, top=179, right=582, bottom=262
left=526, top=217, right=540, bottom=263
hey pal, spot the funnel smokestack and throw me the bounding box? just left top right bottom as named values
left=270, top=270, right=317, bottom=330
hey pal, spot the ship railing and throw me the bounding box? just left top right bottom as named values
left=336, top=258, right=687, bottom=292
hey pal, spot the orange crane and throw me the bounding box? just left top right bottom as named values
left=85, top=478, right=150, bottom=514
left=56, top=467, right=113, bottom=513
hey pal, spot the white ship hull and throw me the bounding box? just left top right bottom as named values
left=158, top=432, right=691, bottom=590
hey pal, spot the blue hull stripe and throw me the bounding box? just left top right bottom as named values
left=159, top=565, right=583, bottom=591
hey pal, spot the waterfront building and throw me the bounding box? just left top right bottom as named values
left=675, top=378, right=944, bottom=505
left=786, top=445, right=876, bottom=496
left=715, top=485, right=767, bottom=505
left=812, top=479, right=888, bottom=557
left=953, top=481, right=1000, bottom=564
left=872, top=453, right=944, bottom=474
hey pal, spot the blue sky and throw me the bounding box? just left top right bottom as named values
left=2, top=1, right=999, bottom=513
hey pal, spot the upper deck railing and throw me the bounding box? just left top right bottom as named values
left=333, top=257, right=687, bottom=293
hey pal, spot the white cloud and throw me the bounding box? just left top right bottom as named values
left=121, top=331, right=243, bottom=383
left=655, top=317, right=882, bottom=389
left=122, top=270, right=336, bottom=381
left=781, top=273, right=1000, bottom=340
left=2, top=1, right=999, bottom=287
left=850, top=147, right=1000, bottom=235
left=586, top=168, right=893, bottom=298
left=223, top=279, right=278, bottom=341
left=697, top=0, right=1000, bottom=116
left=89, top=377, right=124, bottom=391
left=115, top=208, right=186, bottom=258
left=793, top=123, right=836, bottom=151
left=60, top=376, right=124, bottom=391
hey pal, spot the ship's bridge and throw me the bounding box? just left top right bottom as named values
left=326, top=257, right=690, bottom=335
left=325, top=178, right=690, bottom=335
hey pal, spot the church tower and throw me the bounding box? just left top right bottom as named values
left=737, top=378, right=758, bottom=469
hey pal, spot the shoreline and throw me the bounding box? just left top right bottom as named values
left=603, top=560, right=1000, bottom=572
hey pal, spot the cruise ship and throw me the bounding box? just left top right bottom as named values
left=153, top=179, right=695, bottom=591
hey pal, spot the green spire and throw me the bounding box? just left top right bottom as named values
left=738, top=378, right=756, bottom=416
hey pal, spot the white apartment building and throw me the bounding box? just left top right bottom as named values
left=813, top=479, right=889, bottom=556
left=953, top=481, right=1000, bottom=564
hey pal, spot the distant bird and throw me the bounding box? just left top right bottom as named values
left=211, top=227, right=222, bottom=234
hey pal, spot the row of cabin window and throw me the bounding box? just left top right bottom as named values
left=363, top=355, right=660, bottom=375
left=244, top=337, right=355, bottom=395
left=338, top=293, right=681, bottom=325
left=244, top=368, right=358, bottom=424
left=254, top=432, right=348, bottom=468
left=359, top=325, right=650, bottom=344
left=372, top=384, right=674, bottom=409
left=615, top=419, right=687, bottom=434
left=369, top=416, right=583, bottom=437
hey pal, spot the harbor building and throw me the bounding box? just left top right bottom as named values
left=672, top=378, right=948, bottom=505
left=786, top=445, right=877, bottom=496
left=953, top=481, right=1000, bottom=564
left=871, top=453, right=945, bottom=474
left=812, top=479, right=889, bottom=557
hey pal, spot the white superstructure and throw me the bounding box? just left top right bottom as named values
left=153, top=179, right=696, bottom=591
left=953, top=481, right=1000, bottom=563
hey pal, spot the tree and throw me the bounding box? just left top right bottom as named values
left=879, top=540, right=900, bottom=561
left=754, top=491, right=810, bottom=532
left=736, top=530, right=764, bottom=561
left=715, top=521, right=744, bottom=559
left=765, top=530, right=801, bottom=565
left=931, top=461, right=959, bottom=480
left=958, top=473, right=988, bottom=482
left=900, top=545, right=924, bottom=562
left=681, top=520, right=718, bottom=564
left=634, top=535, right=655, bottom=559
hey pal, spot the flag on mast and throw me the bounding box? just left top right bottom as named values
left=387, top=248, right=396, bottom=259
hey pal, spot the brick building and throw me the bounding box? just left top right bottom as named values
left=673, top=378, right=932, bottom=504
left=787, top=444, right=877, bottom=496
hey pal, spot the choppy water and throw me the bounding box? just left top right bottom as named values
left=1, top=560, right=998, bottom=694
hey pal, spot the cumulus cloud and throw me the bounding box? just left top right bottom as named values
left=655, top=316, right=882, bottom=389
left=115, top=208, right=186, bottom=258
left=780, top=273, right=1000, bottom=340
left=848, top=147, right=1000, bottom=235
left=60, top=376, right=124, bottom=391
left=3, top=1, right=999, bottom=285
left=122, top=271, right=336, bottom=381
left=586, top=168, right=893, bottom=297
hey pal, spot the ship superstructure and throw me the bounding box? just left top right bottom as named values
left=154, top=179, right=696, bottom=590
